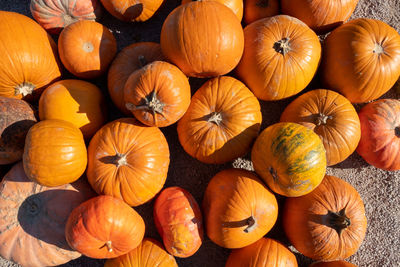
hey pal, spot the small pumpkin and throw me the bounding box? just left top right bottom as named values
left=154, top=187, right=203, bottom=258
left=225, top=237, right=298, bottom=267
left=65, top=195, right=145, bottom=259
left=181, top=0, right=243, bottom=21
left=161, top=1, right=244, bottom=78
left=0, top=97, right=36, bottom=165
left=321, top=18, right=400, bottom=103
left=236, top=15, right=321, bottom=101
left=100, top=0, right=164, bottom=22
left=280, top=89, right=361, bottom=166
left=310, top=261, right=357, bottom=267
left=30, top=0, right=102, bottom=34
left=244, top=0, right=279, bottom=25
left=251, top=122, right=326, bottom=197
left=203, top=169, right=278, bottom=249
left=23, top=119, right=87, bottom=187
left=177, top=76, right=261, bottom=164
left=283, top=175, right=367, bottom=261
left=108, top=42, right=165, bottom=114
left=104, top=238, right=178, bottom=267
left=58, top=20, right=117, bottom=79
left=124, top=61, right=191, bottom=127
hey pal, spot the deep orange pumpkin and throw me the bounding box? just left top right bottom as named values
left=100, top=0, right=164, bottom=22
left=310, top=261, right=357, bottom=267
left=243, top=0, right=279, bottom=25
left=181, top=0, right=243, bottom=21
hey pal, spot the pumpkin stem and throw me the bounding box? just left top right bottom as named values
left=208, top=111, right=223, bottom=125
left=222, top=216, right=257, bottom=233
left=315, top=113, right=332, bottom=126
left=256, top=0, right=270, bottom=8
left=105, top=241, right=113, bottom=252
left=373, top=43, right=384, bottom=55
left=138, top=55, right=147, bottom=67
left=15, top=82, right=35, bottom=97
left=113, top=153, right=127, bottom=167
left=395, top=127, right=400, bottom=137
left=274, top=38, right=291, bottom=55
left=126, top=90, right=165, bottom=115
left=327, top=208, right=351, bottom=235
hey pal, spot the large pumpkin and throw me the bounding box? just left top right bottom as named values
left=280, top=89, right=361, bottom=166
left=236, top=15, right=321, bottom=101
left=251, top=122, right=326, bottom=197
left=124, top=61, right=191, bottom=127
left=160, top=1, right=244, bottom=78
left=108, top=42, right=165, bottom=114
left=321, top=18, right=400, bottom=103
left=87, top=118, right=170, bottom=206
left=283, top=175, right=367, bottom=261
left=181, top=0, right=243, bottom=21
left=203, top=169, right=278, bottom=249
left=99, top=0, right=164, bottom=22
left=0, top=97, right=36, bottom=165
left=244, top=0, right=279, bottom=25
left=23, top=119, right=87, bottom=187
left=0, top=162, right=94, bottom=267
left=0, top=11, right=61, bottom=99
left=65, top=195, right=145, bottom=259
left=310, top=261, right=357, bottom=267
left=177, top=76, right=261, bottom=164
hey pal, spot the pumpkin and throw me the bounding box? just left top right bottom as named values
left=0, top=162, right=94, bottom=267
left=23, top=119, right=87, bottom=187
left=154, top=187, right=203, bottom=258
left=30, top=0, right=102, bottom=34
left=225, top=237, right=298, bottom=267
left=321, top=18, right=400, bottom=103
left=281, top=0, right=359, bottom=33
left=0, top=97, right=36, bottom=165
left=181, top=0, right=243, bottom=21
left=124, top=61, right=191, bottom=127
left=236, top=15, right=321, bottom=101
left=108, top=42, right=165, bottom=114
left=356, top=99, right=400, bottom=170
left=244, top=0, right=279, bottom=25
left=203, top=169, right=278, bottom=249
left=58, top=20, right=117, bottom=79
left=99, top=0, right=164, bottom=22
left=310, top=261, right=357, bottom=267
left=0, top=11, right=61, bottom=100
left=65, top=195, right=145, bottom=259
left=177, top=76, right=261, bottom=164
left=38, top=79, right=106, bottom=139
left=283, top=175, right=367, bottom=261
left=160, top=1, right=244, bottom=78
left=251, top=122, right=326, bottom=197
left=104, top=238, right=178, bottom=267
left=280, top=89, right=361, bottom=166
left=87, top=118, right=170, bottom=206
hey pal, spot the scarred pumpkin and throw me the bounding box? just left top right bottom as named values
left=99, top=0, right=164, bottom=22
left=244, top=0, right=279, bottom=25
left=181, top=0, right=243, bottom=21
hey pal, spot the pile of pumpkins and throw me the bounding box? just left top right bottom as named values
left=0, top=0, right=399, bottom=266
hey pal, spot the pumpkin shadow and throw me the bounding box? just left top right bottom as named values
left=329, top=151, right=369, bottom=169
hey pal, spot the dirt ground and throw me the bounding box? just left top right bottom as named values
left=1, top=0, right=399, bottom=266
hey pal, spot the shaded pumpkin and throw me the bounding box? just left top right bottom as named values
left=99, top=0, right=164, bottom=22
left=177, top=76, right=261, bottom=164
left=251, top=122, right=326, bottom=197
left=310, top=261, right=357, bottom=267
left=181, top=0, right=243, bottom=21
left=244, top=0, right=279, bottom=25
left=283, top=175, right=367, bottom=261
left=203, top=169, right=278, bottom=249
left=236, top=15, right=321, bottom=101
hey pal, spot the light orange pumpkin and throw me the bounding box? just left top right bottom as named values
left=99, top=0, right=164, bottom=22
left=181, top=0, right=243, bottom=21
left=244, top=0, right=280, bottom=25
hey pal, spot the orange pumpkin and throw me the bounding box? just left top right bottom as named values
left=203, top=169, right=278, bottom=249
left=58, top=20, right=117, bottom=79
left=280, top=89, right=361, bottom=166
left=154, top=187, right=203, bottom=258
left=244, top=0, right=279, bottom=25
left=236, top=15, right=321, bottom=101
left=124, top=61, right=191, bottom=127
left=321, top=18, right=400, bottom=103
left=23, top=119, right=87, bottom=187
left=283, top=175, right=367, bottom=261
left=99, top=0, right=164, bottom=22
left=108, top=42, right=165, bottom=114
left=181, top=0, right=243, bottom=21
left=177, top=76, right=261, bottom=164
left=161, top=1, right=244, bottom=78
left=65, top=195, right=145, bottom=259
left=87, top=118, right=170, bottom=206
left=310, top=261, right=357, bottom=267
left=0, top=11, right=61, bottom=100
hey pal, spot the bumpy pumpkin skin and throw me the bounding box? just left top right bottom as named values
left=0, top=162, right=94, bottom=267
left=280, top=89, right=361, bottom=166
left=321, top=18, right=400, bottom=103
left=283, top=175, right=367, bottom=261
left=154, top=187, right=203, bottom=258
left=30, top=0, right=102, bottom=34
left=244, top=0, right=279, bottom=25
left=161, top=1, right=244, bottom=78
left=0, top=11, right=61, bottom=100
left=108, top=42, right=165, bottom=115
left=0, top=97, right=37, bottom=165
left=87, top=118, right=170, bottom=206
left=104, top=238, right=178, bottom=267
left=23, top=119, right=87, bottom=187
left=236, top=15, right=321, bottom=101
left=225, top=237, right=298, bottom=267
left=181, top=0, right=243, bottom=21
left=251, top=122, right=326, bottom=197
left=100, top=0, right=164, bottom=22
left=203, top=169, right=278, bottom=249
left=310, top=261, right=357, bottom=267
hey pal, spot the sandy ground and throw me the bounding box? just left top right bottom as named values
left=1, top=0, right=400, bottom=266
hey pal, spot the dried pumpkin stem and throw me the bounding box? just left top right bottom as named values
left=15, top=82, right=35, bottom=97
left=373, top=43, right=384, bottom=55
left=126, top=90, right=165, bottom=115
left=315, top=113, right=332, bottom=126
left=105, top=241, right=113, bottom=252
left=274, top=38, right=291, bottom=55
left=208, top=111, right=222, bottom=125
left=327, top=208, right=351, bottom=235
left=222, top=216, right=257, bottom=233
left=114, top=153, right=127, bottom=167
left=138, top=55, right=147, bottom=67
